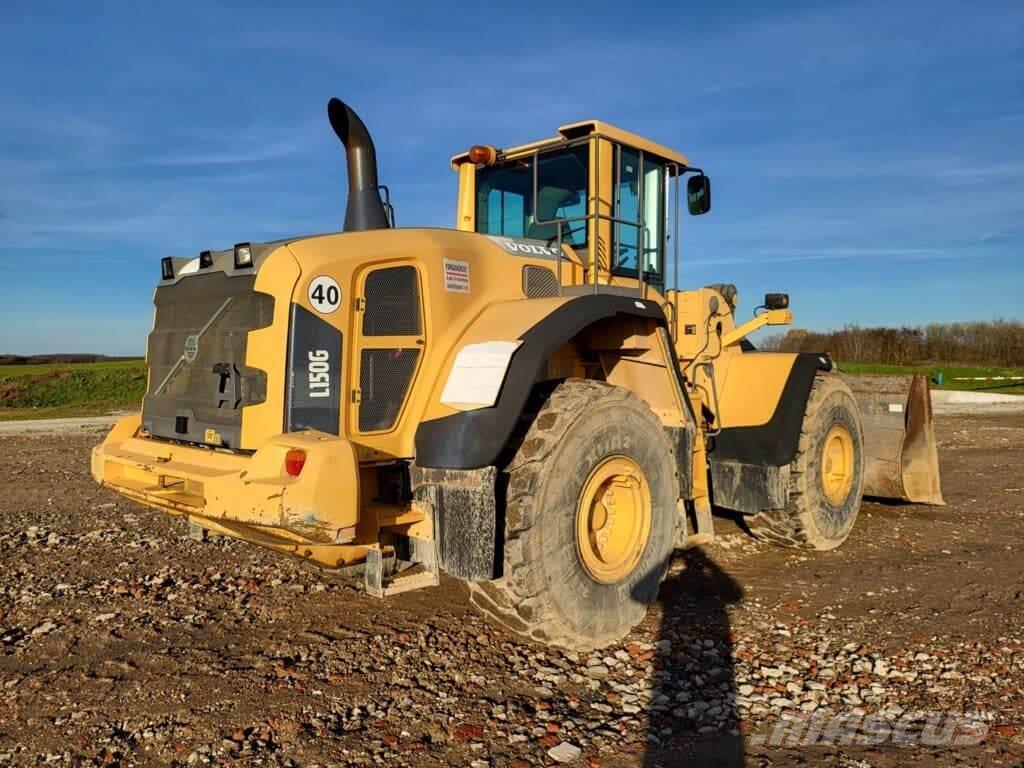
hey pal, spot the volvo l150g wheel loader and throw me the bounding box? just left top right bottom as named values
left=92, top=98, right=943, bottom=649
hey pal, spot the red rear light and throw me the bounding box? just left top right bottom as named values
left=284, top=449, right=307, bottom=477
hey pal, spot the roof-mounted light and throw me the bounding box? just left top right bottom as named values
left=469, top=145, right=498, bottom=166
left=199, top=250, right=213, bottom=269
left=234, top=243, right=253, bottom=269
left=161, top=257, right=175, bottom=281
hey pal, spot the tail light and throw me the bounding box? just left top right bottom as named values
left=284, top=449, right=307, bottom=477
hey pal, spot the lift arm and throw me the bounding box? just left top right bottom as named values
left=720, top=309, right=792, bottom=348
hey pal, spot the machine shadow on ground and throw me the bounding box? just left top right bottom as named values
left=638, top=547, right=746, bottom=768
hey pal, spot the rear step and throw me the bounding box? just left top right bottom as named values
left=364, top=537, right=440, bottom=597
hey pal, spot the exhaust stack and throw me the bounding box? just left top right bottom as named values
left=327, top=98, right=391, bottom=232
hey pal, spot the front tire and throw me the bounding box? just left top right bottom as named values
left=747, top=374, right=865, bottom=550
left=469, top=379, right=678, bottom=650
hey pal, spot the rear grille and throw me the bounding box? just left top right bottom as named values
left=358, top=348, right=420, bottom=432
left=523, top=265, right=559, bottom=298
left=362, top=266, right=421, bottom=336
left=143, top=272, right=272, bottom=448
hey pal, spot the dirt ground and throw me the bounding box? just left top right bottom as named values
left=0, top=411, right=1022, bottom=767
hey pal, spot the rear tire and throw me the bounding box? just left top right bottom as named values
left=747, top=374, right=864, bottom=550
left=468, top=379, right=678, bottom=650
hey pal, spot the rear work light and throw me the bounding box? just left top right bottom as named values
left=234, top=243, right=254, bottom=268
left=161, top=257, right=175, bottom=280
left=284, top=449, right=307, bottom=477
left=199, top=250, right=213, bottom=269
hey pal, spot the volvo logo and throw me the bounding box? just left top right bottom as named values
left=183, top=334, right=199, bottom=364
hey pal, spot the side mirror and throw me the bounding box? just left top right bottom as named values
left=687, top=174, right=711, bottom=215
left=764, top=292, right=789, bottom=310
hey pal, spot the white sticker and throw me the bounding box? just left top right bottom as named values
left=308, top=275, right=341, bottom=314
left=444, top=258, right=470, bottom=293
left=888, top=403, right=904, bottom=413
left=441, top=340, right=522, bottom=408
left=634, top=301, right=646, bottom=309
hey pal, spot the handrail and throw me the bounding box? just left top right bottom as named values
left=666, top=162, right=682, bottom=340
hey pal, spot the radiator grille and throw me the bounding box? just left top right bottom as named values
left=523, top=265, right=559, bottom=298
left=358, top=348, right=420, bottom=432
left=362, top=266, right=421, bottom=336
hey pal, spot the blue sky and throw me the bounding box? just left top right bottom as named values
left=1, top=0, right=1021, bottom=355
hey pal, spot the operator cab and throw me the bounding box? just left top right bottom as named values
left=452, top=120, right=710, bottom=294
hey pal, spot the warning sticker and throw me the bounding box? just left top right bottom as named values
left=443, top=258, right=470, bottom=293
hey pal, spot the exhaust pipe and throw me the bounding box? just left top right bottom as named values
left=327, top=98, right=391, bottom=232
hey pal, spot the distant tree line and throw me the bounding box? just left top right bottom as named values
left=760, top=320, right=1024, bottom=367
left=0, top=354, right=142, bottom=365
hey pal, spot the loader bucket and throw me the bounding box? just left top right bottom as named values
left=839, top=373, right=944, bottom=505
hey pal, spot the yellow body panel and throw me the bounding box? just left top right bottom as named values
left=240, top=246, right=300, bottom=449
left=92, top=414, right=370, bottom=567
left=283, top=229, right=580, bottom=460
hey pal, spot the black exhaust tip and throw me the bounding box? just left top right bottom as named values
left=327, top=98, right=391, bottom=233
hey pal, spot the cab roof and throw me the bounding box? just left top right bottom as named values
left=450, top=119, right=689, bottom=171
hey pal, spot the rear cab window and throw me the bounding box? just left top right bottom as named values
left=475, top=145, right=589, bottom=247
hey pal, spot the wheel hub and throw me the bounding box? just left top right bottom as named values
left=821, top=424, right=855, bottom=505
left=576, top=456, right=652, bottom=584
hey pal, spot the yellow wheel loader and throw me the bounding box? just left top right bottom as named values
left=92, top=98, right=942, bottom=650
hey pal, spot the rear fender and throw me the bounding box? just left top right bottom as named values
left=415, top=293, right=678, bottom=469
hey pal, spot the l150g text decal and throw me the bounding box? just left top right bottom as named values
left=287, top=305, right=341, bottom=434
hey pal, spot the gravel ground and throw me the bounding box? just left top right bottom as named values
left=0, top=412, right=1022, bottom=767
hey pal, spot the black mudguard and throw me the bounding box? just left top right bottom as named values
left=414, top=294, right=672, bottom=470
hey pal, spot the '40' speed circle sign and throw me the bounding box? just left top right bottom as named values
left=308, top=276, right=341, bottom=314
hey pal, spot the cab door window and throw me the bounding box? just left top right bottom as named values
left=613, top=147, right=664, bottom=280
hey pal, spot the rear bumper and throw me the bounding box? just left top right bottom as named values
left=91, top=415, right=367, bottom=566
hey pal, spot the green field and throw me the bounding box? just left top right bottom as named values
left=1, top=357, right=1020, bottom=422
left=838, top=362, right=1024, bottom=395
left=0, top=360, right=146, bottom=421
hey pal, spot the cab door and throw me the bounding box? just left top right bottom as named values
left=350, top=263, right=426, bottom=447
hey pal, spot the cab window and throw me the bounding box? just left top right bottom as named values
left=475, top=145, right=588, bottom=246
left=613, top=147, right=664, bottom=280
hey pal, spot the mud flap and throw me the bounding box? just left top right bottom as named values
left=841, top=373, right=944, bottom=505
left=410, top=465, right=498, bottom=581
left=709, top=460, right=790, bottom=515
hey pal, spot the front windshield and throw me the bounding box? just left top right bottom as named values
left=475, top=145, right=588, bottom=247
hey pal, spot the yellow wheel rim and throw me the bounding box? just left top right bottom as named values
left=821, top=424, right=855, bottom=506
left=575, top=456, right=652, bottom=584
